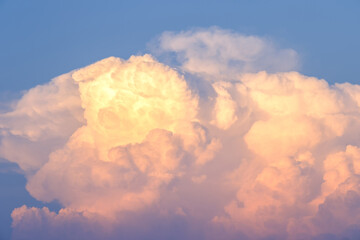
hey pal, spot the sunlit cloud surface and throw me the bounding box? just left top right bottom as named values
left=2, top=28, right=360, bottom=240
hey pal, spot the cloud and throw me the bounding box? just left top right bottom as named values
left=0, top=72, right=84, bottom=173
left=1, top=27, right=360, bottom=240
left=14, top=55, right=218, bottom=219
left=211, top=71, right=360, bottom=239
left=153, top=27, right=299, bottom=77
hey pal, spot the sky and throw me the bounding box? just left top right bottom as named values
left=1, top=1, right=360, bottom=240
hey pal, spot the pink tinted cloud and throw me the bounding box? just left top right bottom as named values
left=1, top=28, right=360, bottom=240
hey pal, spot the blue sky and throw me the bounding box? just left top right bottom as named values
left=1, top=0, right=360, bottom=93
left=0, top=0, right=360, bottom=239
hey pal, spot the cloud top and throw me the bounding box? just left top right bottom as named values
left=155, top=27, right=299, bottom=76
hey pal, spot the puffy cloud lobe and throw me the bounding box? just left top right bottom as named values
left=20, top=55, right=219, bottom=218
left=2, top=28, right=360, bottom=240
left=211, top=82, right=238, bottom=130
left=72, top=55, right=198, bottom=146
left=212, top=72, right=360, bottom=239
left=0, top=73, right=84, bottom=172
left=10, top=207, right=103, bottom=240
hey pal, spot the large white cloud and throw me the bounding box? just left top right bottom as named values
left=0, top=73, right=84, bottom=173
left=2, top=28, right=360, bottom=240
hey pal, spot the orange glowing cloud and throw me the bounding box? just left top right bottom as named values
left=2, top=28, right=360, bottom=240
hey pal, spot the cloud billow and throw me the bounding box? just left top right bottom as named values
left=1, top=27, right=360, bottom=240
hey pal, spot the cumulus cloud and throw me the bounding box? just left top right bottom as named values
left=0, top=73, right=84, bottom=173
left=1, top=27, right=360, bottom=240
